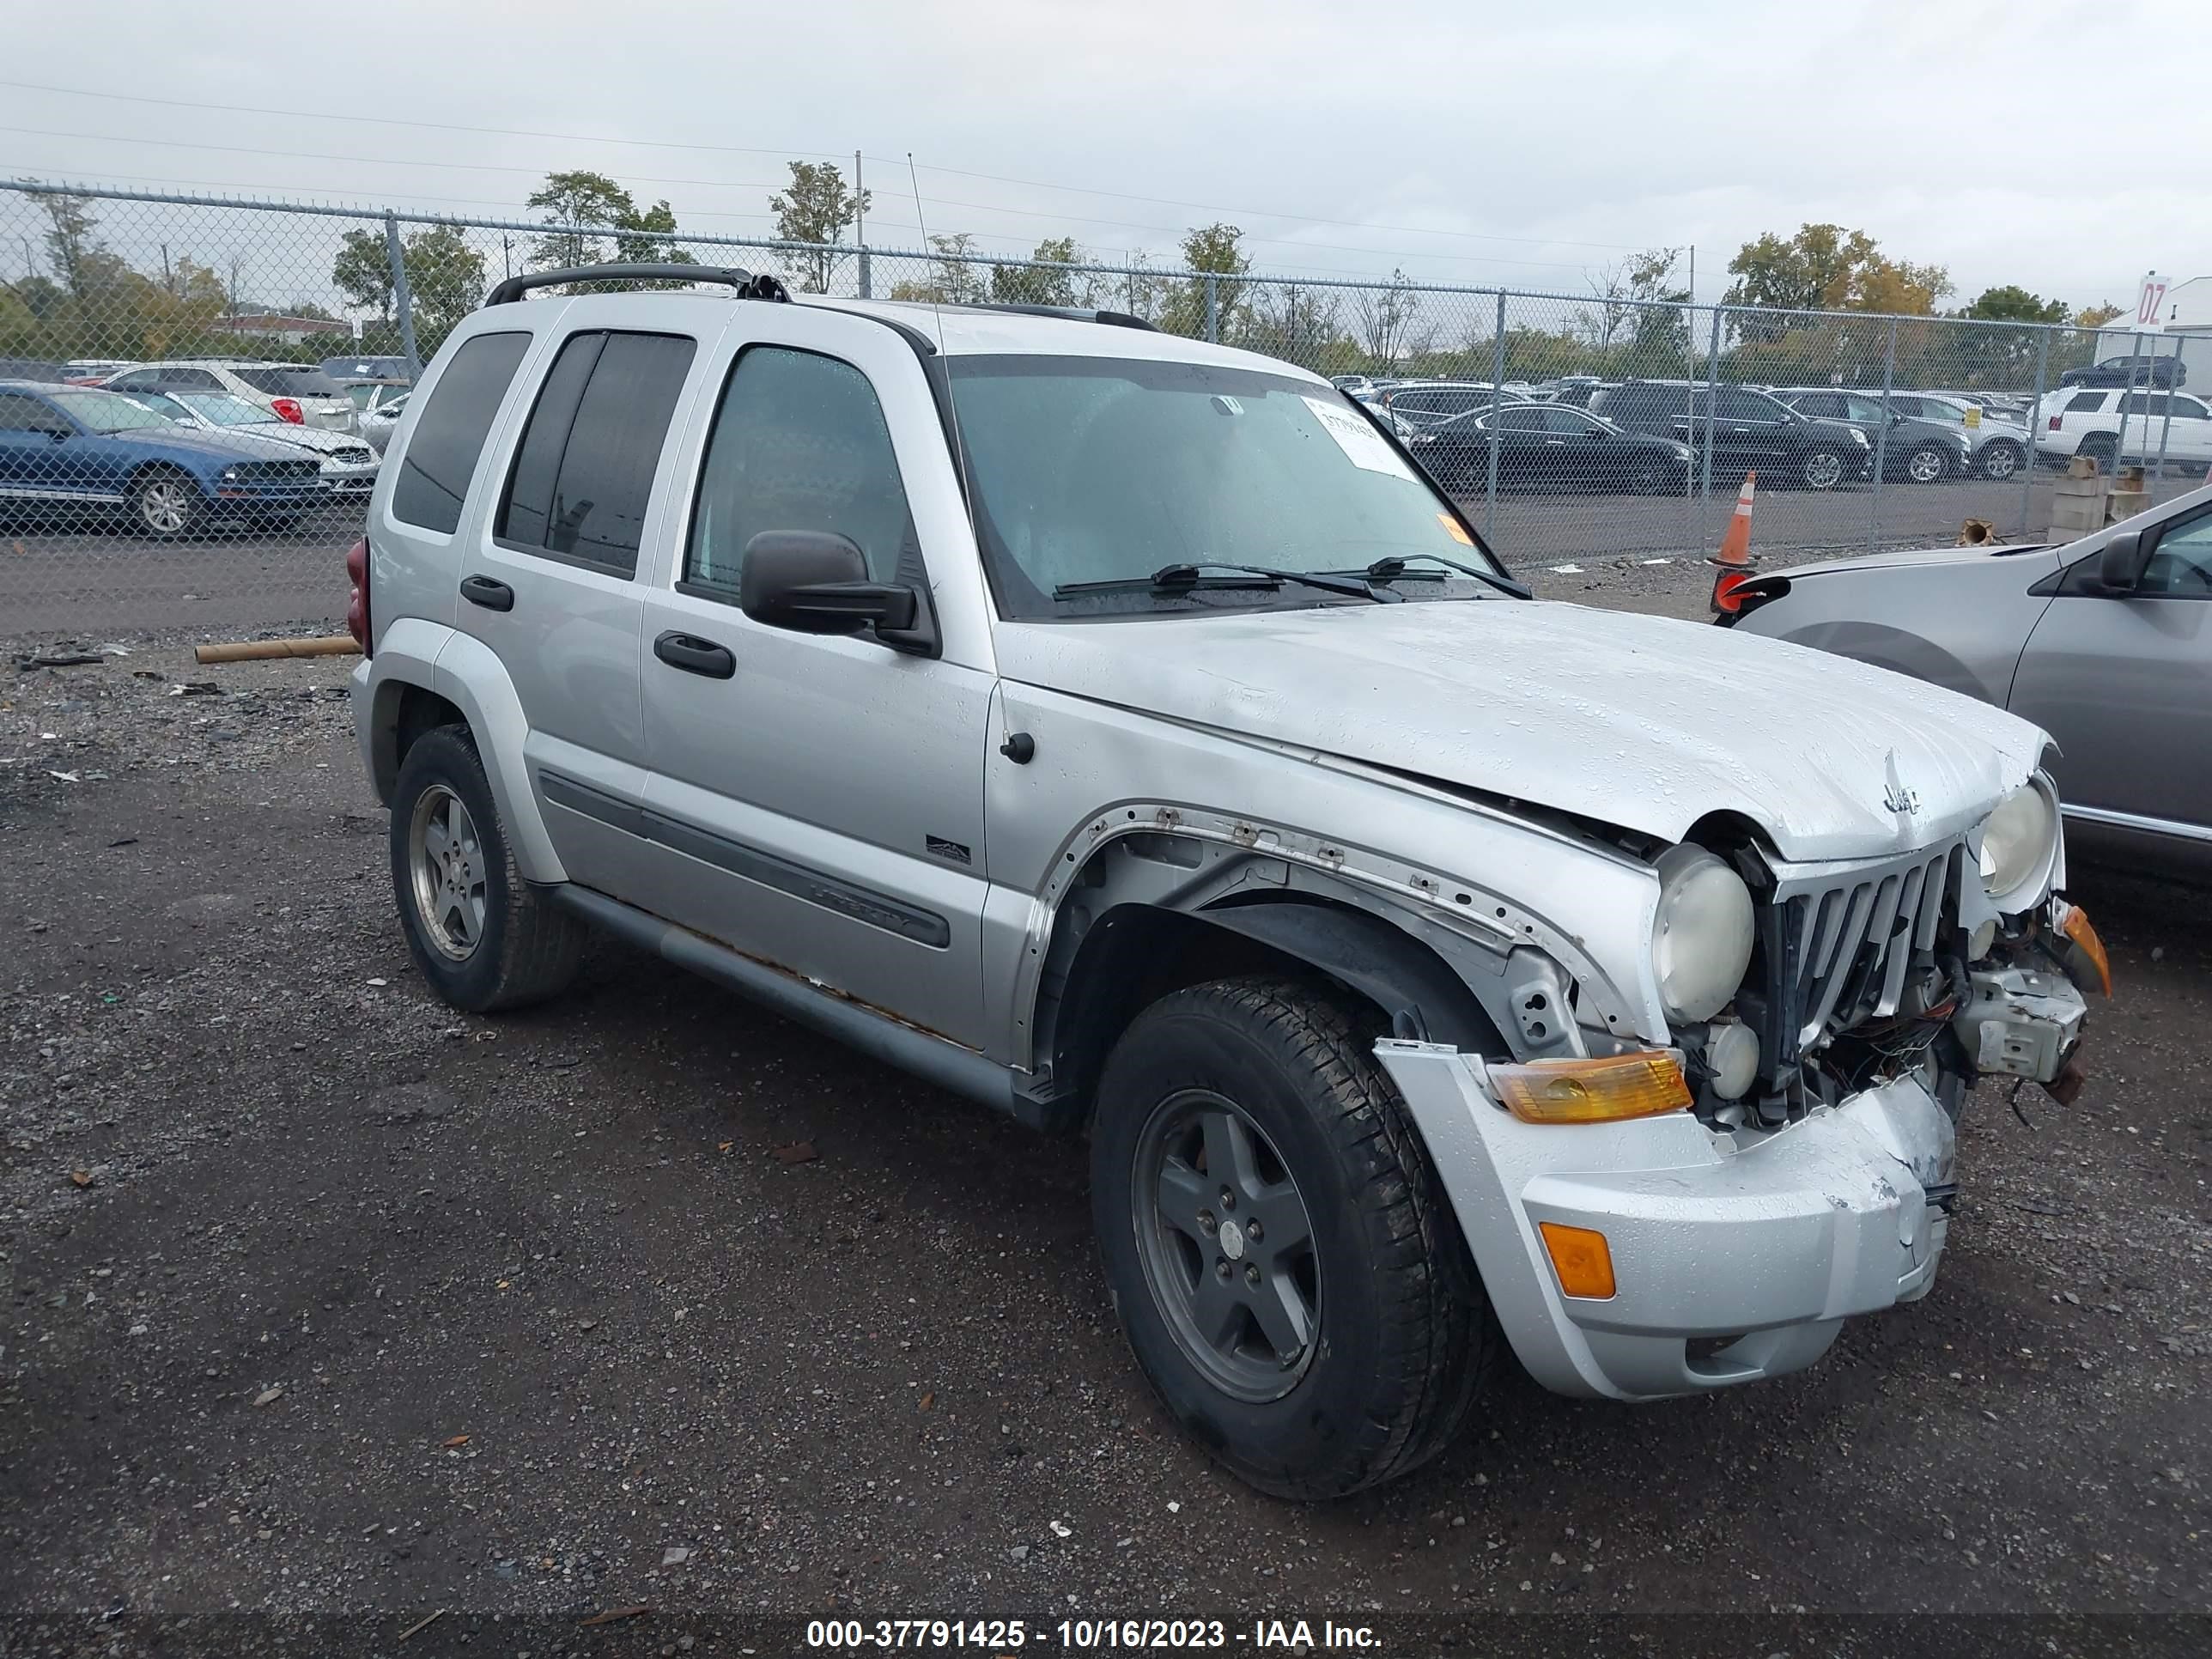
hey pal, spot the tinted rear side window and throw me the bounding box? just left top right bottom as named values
left=2066, top=392, right=2107, bottom=413
left=231, top=366, right=346, bottom=398
left=392, top=331, right=532, bottom=534
left=496, top=330, right=696, bottom=575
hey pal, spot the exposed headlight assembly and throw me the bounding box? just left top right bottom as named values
left=1650, top=844, right=1756, bottom=1024
left=1978, top=775, right=2061, bottom=912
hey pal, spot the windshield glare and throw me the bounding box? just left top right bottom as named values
left=948, top=356, right=1501, bottom=615
left=50, top=390, right=174, bottom=433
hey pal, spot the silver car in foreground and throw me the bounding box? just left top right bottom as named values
left=349, top=268, right=2098, bottom=1498
left=1725, top=483, right=2212, bottom=878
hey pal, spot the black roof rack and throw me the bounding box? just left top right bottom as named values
left=483, top=264, right=790, bottom=307
left=961, top=302, right=1158, bottom=332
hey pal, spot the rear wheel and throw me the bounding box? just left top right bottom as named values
left=1978, top=441, right=2022, bottom=481
left=1798, top=447, right=1846, bottom=490
left=132, top=467, right=203, bottom=538
left=1091, top=978, right=1492, bottom=1499
left=2079, top=433, right=2118, bottom=472
left=389, top=725, right=584, bottom=1012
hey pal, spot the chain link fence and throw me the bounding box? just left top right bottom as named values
left=3, top=179, right=2202, bottom=636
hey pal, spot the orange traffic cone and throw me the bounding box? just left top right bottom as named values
left=1709, top=471, right=1758, bottom=617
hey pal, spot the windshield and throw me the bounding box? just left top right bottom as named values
left=48, top=389, right=177, bottom=433
left=948, top=356, right=1504, bottom=617
left=176, top=392, right=278, bottom=427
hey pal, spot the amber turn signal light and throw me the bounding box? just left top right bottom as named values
left=1538, top=1222, right=1617, bottom=1299
left=1490, top=1051, right=1692, bottom=1125
left=2058, top=901, right=2112, bottom=998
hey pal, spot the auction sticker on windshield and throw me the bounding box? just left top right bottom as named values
left=1303, top=395, right=1420, bottom=479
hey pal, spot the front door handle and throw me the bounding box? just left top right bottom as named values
left=459, top=574, right=514, bottom=611
left=653, top=631, right=736, bottom=679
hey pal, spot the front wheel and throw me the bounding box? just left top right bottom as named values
left=1902, top=442, right=1950, bottom=484
left=1091, top=979, right=1492, bottom=1499
left=1798, top=447, right=1847, bottom=490
left=132, top=468, right=204, bottom=539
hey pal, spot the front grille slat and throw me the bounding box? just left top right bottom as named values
left=1875, top=861, right=1929, bottom=1017
left=1765, top=834, right=1966, bottom=1065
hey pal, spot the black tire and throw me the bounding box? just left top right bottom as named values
left=2079, top=433, right=2118, bottom=472
left=131, top=465, right=204, bottom=539
left=1978, top=441, right=2023, bottom=482
left=388, top=724, right=583, bottom=1012
left=253, top=512, right=303, bottom=532
left=1797, top=446, right=1847, bottom=490
left=1091, top=977, right=1492, bottom=1499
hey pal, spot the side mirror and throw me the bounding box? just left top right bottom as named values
left=738, top=529, right=919, bottom=637
left=2097, top=528, right=2154, bottom=593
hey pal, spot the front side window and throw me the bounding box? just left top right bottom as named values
left=392, top=331, right=531, bottom=534
left=946, top=355, right=1504, bottom=617
left=1793, top=392, right=1841, bottom=418
left=685, top=345, right=914, bottom=595
left=2142, top=508, right=2212, bottom=597
left=159, top=367, right=224, bottom=391
left=1493, top=407, right=1547, bottom=431
left=0, top=392, right=61, bottom=431
left=497, top=329, right=697, bottom=574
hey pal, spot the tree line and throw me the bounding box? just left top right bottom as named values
left=1, top=168, right=2139, bottom=395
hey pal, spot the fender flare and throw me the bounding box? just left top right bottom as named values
left=363, top=618, right=566, bottom=884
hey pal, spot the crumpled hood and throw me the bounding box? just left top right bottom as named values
left=994, top=599, right=2049, bottom=862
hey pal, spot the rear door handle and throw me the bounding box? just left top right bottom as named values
left=459, top=574, right=514, bottom=611
left=653, top=631, right=736, bottom=679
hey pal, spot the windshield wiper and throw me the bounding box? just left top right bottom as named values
left=1055, top=561, right=1393, bottom=602
left=1330, top=553, right=1530, bottom=599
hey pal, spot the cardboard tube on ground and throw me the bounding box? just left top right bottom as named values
left=193, top=637, right=362, bottom=664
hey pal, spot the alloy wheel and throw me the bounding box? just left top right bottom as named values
left=1906, top=446, right=1947, bottom=484
left=1802, top=450, right=1844, bottom=489
left=1132, top=1089, right=1322, bottom=1403
left=408, top=784, right=488, bottom=961
left=137, top=478, right=192, bottom=535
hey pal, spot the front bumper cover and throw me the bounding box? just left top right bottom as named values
left=1374, top=1042, right=1958, bottom=1401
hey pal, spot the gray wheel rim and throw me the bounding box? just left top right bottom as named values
left=1132, top=1089, right=1321, bottom=1404
left=407, top=784, right=487, bottom=961
left=1907, top=447, right=1945, bottom=483
left=1983, top=444, right=2018, bottom=480
left=1803, top=450, right=1844, bottom=489
left=138, top=478, right=191, bottom=534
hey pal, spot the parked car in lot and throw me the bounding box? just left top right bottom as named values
left=322, top=354, right=415, bottom=382
left=352, top=266, right=2096, bottom=1498
left=1881, top=391, right=2032, bottom=481
left=1375, top=380, right=1512, bottom=425
left=0, top=380, right=324, bottom=535
left=1585, top=380, right=1870, bottom=489
left=119, top=388, right=381, bottom=498
left=1773, top=388, right=1972, bottom=483
left=339, top=379, right=412, bottom=422
left=2028, top=386, right=2212, bottom=474
left=102, top=360, right=356, bottom=430
left=1723, top=481, right=2212, bottom=877
left=2060, top=353, right=2185, bottom=389
left=1403, top=402, right=1692, bottom=494
left=356, top=387, right=410, bottom=452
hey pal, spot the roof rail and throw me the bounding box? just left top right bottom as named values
left=483, top=264, right=790, bottom=307
left=963, top=302, right=1158, bottom=332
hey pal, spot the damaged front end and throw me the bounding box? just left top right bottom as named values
left=1677, top=777, right=2103, bottom=1133
left=1368, top=770, right=2106, bottom=1403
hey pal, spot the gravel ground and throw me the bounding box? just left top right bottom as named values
left=2, top=611, right=2208, bottom=1658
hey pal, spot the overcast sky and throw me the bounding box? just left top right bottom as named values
left=3, top=0, right=2198, bottom=313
